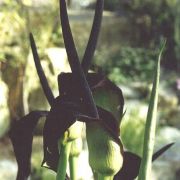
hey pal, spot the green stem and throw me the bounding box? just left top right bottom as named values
left=98, top=173, right=114, bottom=180
left=69, top=155, right=78, bottom=180
left=93, top=170, right=98, bottom=180
left=56, top=142, right=72, bottom=180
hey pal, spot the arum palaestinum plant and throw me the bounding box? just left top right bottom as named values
left=9, top=0, right=174, bottom=180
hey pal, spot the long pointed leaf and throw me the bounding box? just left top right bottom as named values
left=138, top=42, right=165, bottom=180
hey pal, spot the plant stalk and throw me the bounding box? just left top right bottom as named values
left=69, top=155, right=78, bottom=180
left=98, top=173, right=114, bottom=180
left=56, top=141, right=72, bottom=180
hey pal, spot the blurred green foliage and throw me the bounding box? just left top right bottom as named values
left=93, top=0, right=180, bottom=76
left=0, top=0, right=63, bottom=119
left=0, top=0, right=63, bottom=67
left=1, top=0, right=180, bottom=83
left=121, top=107, right=146, bottom=156
left=95, top=46, right=159, bottom=83
left=0, top=0, right=27, bottom=66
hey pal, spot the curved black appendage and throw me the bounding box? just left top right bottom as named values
left=60, top=0, right=104, bottom=75
left=152, top=142, right=174, bottom=161
left=29, top=33, right=54, bottom=106
left=81, top=0, right=104, bottom=74
left=60, top=0, right=99, bottom=118
left=59, top=0, right=80, bottom=74
left=114, top=143, right=174, bottom=180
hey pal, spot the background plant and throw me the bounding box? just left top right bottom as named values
left=0, top=0, right=179, bottom=179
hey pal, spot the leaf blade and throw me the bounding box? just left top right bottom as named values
left=138, top=42, right=165, bottom=180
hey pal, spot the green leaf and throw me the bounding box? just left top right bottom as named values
left=138, top=41, right=166, bottom=180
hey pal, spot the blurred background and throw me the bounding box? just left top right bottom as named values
left=0, top=0, right=180, bottom=179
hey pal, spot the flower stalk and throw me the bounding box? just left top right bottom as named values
left=69, top=138, right=82, bottom=180
left=98, top=174, right=114, bottom=180
left=69, top=155, right=78, bottom=180
left=56, top=140, right=72, bottom=180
